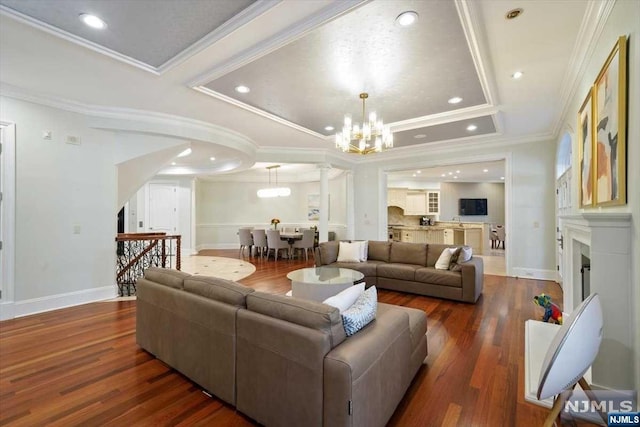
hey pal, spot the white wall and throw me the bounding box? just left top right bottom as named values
left=556, top=0, right=639, bottom=391
left=196, top=174, right=347, bottom=249
left=439, top=182, right=505, bottom=225
left=0, top=97, right=117, bottom=317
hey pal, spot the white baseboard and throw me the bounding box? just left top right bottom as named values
left=512, top=267, right=557, bottom=281
left=2, top=285, right=118, bottom=319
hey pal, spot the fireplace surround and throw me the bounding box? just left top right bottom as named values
left=558, top=213, right=632, bottom=389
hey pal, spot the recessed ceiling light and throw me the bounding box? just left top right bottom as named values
left=79, top=13, right=107, bottom=29
left=235, top=85, right=250, bottom=93
left=177, top=148, right=192, bottom=157
left=501, top=176, right=505, bottom=180
left=441, top=173, right=446, bottom=177
left=171, top=162, right=176, bottom=166
left=416, top=170, right=421, bottom=174
left=396, top=11, right=418, bottom=27
left=414, top=134, right=427, bottom=139
left=505, top=8, right=524, bottom=20
left=483, top=169, right=489, bottom=173
left=511, top=71, right=524, bottom=79
left=456, top=170, right=460, bottom=173
left=448, top=96, right=463, bottom=104
left=448, top=172, right=453, bottom=176
left=324, top=126, right=334, bottom=131
left=467, top=124, right=478, bottom=131
left=412, top=174, right=416, bottom=177
left=210, top=157, right=216, bottom=161
left=454, top=176, right=458, bottom=179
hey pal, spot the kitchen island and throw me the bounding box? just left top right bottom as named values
left=389, top=222, right=486, bottom=253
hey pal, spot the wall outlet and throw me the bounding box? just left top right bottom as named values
left=42, top=130, right=52, bottom=140
left=73, top=224, right=81, bottom=234
left=533, top=221, right=540, bottom=228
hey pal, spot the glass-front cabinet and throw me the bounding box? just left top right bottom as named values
left=427, top=191, right=440, bottom=214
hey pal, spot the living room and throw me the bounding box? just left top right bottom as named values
left=0, top=0, right=638, bottom=425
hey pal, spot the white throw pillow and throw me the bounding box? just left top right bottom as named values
left=323, top=283, right=365, bottom=313
left=359, top=240, right=368, bottom=261
left=337, top=241, right=362, bottom=263
left=459, top=246, right=473, bottom=262
left=435, top=248, right=455, bottom=270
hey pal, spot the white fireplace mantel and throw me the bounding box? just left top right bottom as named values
left=558, top=212, right=633, bottom=389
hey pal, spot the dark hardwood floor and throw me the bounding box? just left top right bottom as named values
left=0, top=250, right=594, bottom=426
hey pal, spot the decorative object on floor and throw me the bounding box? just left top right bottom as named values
left=257, top=165, right=291, bottom=198
left=537, top=293, right=604, bottom=427
left=334, top=92, right=393, bottom=155
left=270, top=218, right=280, bottom=229
left=578, top=87, right=594, bottom=207
left=533, top=294, right=563, bottom=325
left=593, top=35, right=627, bottom=207
left=180, top=255, right=256, bottom=282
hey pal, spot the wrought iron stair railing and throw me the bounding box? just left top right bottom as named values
left=115, top=232, right=181, bottom=296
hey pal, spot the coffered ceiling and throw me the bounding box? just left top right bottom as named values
left=0, top=0, right=599, bottom=178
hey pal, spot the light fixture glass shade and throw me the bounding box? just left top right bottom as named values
left=335, top=93, right=393, bottom=155
left=257, top=187, right=291, bottom=198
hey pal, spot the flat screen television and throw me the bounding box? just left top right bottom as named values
left=459, top=198, right=488, bottom=216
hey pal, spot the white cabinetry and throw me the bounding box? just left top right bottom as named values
left=388, top=188, right=407, bottom=209
left=404, top=192, right=427, bottom=215
left=427, top=191, right=440, bottom=214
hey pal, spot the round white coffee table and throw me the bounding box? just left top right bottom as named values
left=286, top=267, right=364, bottom=302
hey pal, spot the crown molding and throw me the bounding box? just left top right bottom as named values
left=193, top=86, right=326, bottom=139
left=0, top=6, right=160, bottom=75
left=455, top=0, right=499, bottom=107
left=156, top=0, right=281, bottom=74
left=0, top=83, right=258, bottom=156
left=1, top=1, right=281, bottom=75
left=386, top=104, right=499, bottom=133
left=188, top=0, right=367, bottom=87
left=550, top=0, right=616, bottom=138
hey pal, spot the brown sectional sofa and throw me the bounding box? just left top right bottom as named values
left=136, top=267, right=427, bottom=427
left=314, top=241, right=483, bottom=303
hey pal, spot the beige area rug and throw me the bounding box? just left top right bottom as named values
left=108, top=256, right=256, bottom=301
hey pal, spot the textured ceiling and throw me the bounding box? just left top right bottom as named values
left=203, top=0, right=487, bottom=138
left=388, top=160, right=505, bottom=183
left=0, top=0, right=256, bottom=67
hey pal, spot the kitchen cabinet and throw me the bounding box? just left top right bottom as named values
left=404, top=192, right=427, bottom=215
left=401, top=230, right=415, bottom=243
left=427, top=191, right=440, bottom=214
left=388, top=188, right=407, bottom=209
left=443, top=229, right=454, bottom=244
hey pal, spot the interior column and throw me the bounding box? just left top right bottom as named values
left=318, top=164, right=331, bottom=243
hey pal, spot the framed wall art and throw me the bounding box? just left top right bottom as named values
left=578, top=87, right=594, bottom=208
left=593, top=35, right=627, bottom=206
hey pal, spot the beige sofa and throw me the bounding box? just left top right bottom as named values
left=136, top=267, right=427, bottom=427
left=314, top=241, right=483, bottom=303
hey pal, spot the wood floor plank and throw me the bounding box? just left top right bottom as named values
left=0, top=249, right=597, bottom=426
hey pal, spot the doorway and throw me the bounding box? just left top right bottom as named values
left=147, top=182, right=178, bottom=234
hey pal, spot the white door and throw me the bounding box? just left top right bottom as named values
left=148, top=183, right=177, bottom=234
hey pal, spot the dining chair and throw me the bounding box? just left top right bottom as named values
left=291, top=229, right=315, bottom=261
left=282, top=226, right=296, bottom=234
left=495, top=225, right=506, bottom=249
left=251, top=229, right=268, bottom=259
left=266, top=229, right=291, bottom=261
left=238, top=228, right=254, bottom=257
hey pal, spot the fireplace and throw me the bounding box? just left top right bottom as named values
left=558, top=213, right=632, bottom=389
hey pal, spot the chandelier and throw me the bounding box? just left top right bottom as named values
left=335, top=93, right=393, bottom=155
left=257, top=165, right=291, bottom=198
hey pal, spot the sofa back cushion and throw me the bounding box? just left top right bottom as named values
left=247, top=292, right=346, bottom=348
left=319, top=241, right=340, bottom=265
left=427, top=244, right=456, bottom=267
left=367, top=241, right=391, bottom=262
left=143, top=267, right=190, bottom=289
left=390, top=242, right=427, bottom=266
left=184, top=276, right=254, bottom=307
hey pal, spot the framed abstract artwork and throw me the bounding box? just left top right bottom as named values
left=593, top=35, right=627, bottom=206
left=578, top=88, right=594, bottom=208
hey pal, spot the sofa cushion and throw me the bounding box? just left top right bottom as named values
left=428, top=244, right=453, bottom=267
left=378, top=303, right=426, bottom=352
left=435, top=247, right=454, bottom=270
left=377, top=263, right=422, bottom=281
left=247, top=292, right=346, bottom=348
left=143, top=267, right=190, bottom=289
left=184, top=276, right=254, bottom=307
left=390, top=242, right=427, bottom=266
left=330, top=261, right=381, bottom=277
left=367, top=241, right=391, bottom=262
left=323, top=283, right=365, bottom=313
left=337, top=241, right=362, bottom=262
left=415, top=267, right=462, bottom=288
left=319, top=241, right=340, bottom=265
left=341, top=286, right=377, bottom=336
